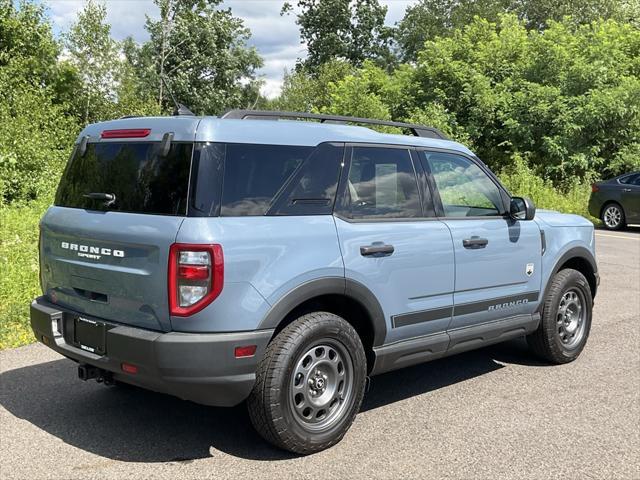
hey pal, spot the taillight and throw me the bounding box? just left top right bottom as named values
left=591, top=184, right=600, bottom=193
left=168, top=243, right=224, bottom=316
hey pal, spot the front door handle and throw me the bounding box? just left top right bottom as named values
left=463, top=236, right=488, bottom=249
left=622, top=188, right=632, bottom=192
left=360, top=243, right=395, bottom=257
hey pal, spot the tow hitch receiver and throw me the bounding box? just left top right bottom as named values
left=78, top=364, right=114, bottom=385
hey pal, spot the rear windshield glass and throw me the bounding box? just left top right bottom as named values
left=55, top=142, right=192, bottom=215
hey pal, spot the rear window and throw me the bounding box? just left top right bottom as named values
left=55, top=142, right=192, bottom=215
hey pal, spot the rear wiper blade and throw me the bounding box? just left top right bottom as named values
left=83, top=192, right=116, bottom=207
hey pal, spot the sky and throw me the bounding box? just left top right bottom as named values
left=38, top=0, right=416, bottom=98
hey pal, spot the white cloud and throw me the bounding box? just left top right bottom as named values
left=42, top=0, right=416, bottom=99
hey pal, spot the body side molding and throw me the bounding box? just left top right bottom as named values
left=371, top=313, right=540, bottom=376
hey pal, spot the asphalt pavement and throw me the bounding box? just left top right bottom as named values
left=1, top=228, right=639, bottom=479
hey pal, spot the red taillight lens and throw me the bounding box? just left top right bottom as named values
left=591, top=184, right=600, bottom=193
left=178, top=264, right=209, bottom=280
left=168, top=243, right=224, bottom=316
left=101, top=128, right=151, bottom=139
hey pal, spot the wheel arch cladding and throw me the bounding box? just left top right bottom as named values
left=544, top=247, right=598, bottom=304
left=258, top=277, right=387, bottom=372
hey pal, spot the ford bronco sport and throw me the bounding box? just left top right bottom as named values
left=31, top=110, right=599, bottom=454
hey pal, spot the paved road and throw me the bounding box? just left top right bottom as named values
left=1, top=229, right=639, bottom=480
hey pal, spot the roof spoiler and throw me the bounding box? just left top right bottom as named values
left=221, top=109, right=448, bottom=140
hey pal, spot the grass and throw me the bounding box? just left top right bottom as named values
left=0, top=165, right=596, bottom=350
left=498, top=157, right=597, bottom=223
left=0, top=199, right=49, bottom=349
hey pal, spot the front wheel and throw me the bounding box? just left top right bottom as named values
left=527, top=268, right=592, bottom=364
left=247, top=312, right=367, bottom=454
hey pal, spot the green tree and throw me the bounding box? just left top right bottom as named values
left=282, top=0, right=392, bottom=71
left=274, top=59, right=354, bottom=112
left=395, top=0, right=509, bottom=61
left=395, top=0, right=638, bottom=62
left=138, top=0, right=263, bottom=115
left=0, top=0, right=77, bottom=204
left=65, top=0, right=119, bottom=123
left=321, top=16, right=640, bottom=184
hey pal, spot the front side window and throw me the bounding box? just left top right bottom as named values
left=343, top=147, right=421, bottom=219
left=421, top=152, right=504, bottom=217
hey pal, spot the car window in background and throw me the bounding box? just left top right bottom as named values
left=619, top=174, right=640, bottom=185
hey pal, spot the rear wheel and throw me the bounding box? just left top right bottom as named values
left=527, top=268, right=592, bottom=364
left=601, top=202, right=625, bottom=230
left=247, top=312, right=367, bottom=454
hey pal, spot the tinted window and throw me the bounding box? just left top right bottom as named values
left=269, top=143, right=344, bottom=215
left=189, top=143, right=225, bottom=216
left=422, top=152, right=503, bottom=217
left=343, top=147, right=421, bottom=219
left=220, top=144, right=311, bottom=216
left=619, top=173, right=640, bottom=185
left=55, top=142, right=192, bottom=215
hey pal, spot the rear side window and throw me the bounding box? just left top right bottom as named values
left=191, top=143, right=340, bottom=217
left=269, top=143, right=344, bottom=216
left=341, top=147, right=421, bottom=219
left=220, top=144, right=312, bottom=216
left=619, top=173, right=640, bottom=185
left=55, top=142, right=192, bottom=215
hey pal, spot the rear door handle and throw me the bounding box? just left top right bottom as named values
left=463, top=236, right=488, bottom=249
left=360, top=243, right=395, bottom=257
left=622, top=188, right=632, bottom=192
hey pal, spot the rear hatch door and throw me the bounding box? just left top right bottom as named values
left=40, top=117, right=200, bottom=331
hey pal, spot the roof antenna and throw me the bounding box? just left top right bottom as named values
left=161, top=76, right=195, bottom=116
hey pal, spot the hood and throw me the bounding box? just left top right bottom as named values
left=534, top=209, right=593, bottom=228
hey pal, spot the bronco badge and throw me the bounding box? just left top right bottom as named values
left=526, top=263, right=534, bottom=277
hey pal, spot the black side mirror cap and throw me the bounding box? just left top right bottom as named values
left=510, top=196, right=536, bottom=220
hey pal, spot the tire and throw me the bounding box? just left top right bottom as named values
left=247, top=312, right=367, bottom=454
left=527, top=268, right=592, bottom=364
left=601, top=202, right=625, bottom=230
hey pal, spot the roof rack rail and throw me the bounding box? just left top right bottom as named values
left=221, top=109, right=448, bottom=140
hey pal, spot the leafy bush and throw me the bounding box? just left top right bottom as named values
left=498, top=155, right=595, bottom=221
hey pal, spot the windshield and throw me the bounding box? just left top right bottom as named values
left=55, top=142, right=193, bottom=215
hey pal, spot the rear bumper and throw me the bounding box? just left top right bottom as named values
left=30, top=297, right=273, bottom=407
left=588, top=194, right=602, bottom=218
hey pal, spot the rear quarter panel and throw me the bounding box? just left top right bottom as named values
left=172, top=216, right=344, bottom=332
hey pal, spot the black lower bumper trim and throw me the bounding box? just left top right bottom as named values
left=30, top=297, right=273, bottom=407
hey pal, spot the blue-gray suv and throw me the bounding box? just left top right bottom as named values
left=30, top=110, right=599, bottom=454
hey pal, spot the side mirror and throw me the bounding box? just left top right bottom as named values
left=510, top=196, right=536, bottom=221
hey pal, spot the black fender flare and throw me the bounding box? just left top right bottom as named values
left=540, top=246, right=599, bottom=308
left=258, top=277, right=387, bottom=347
